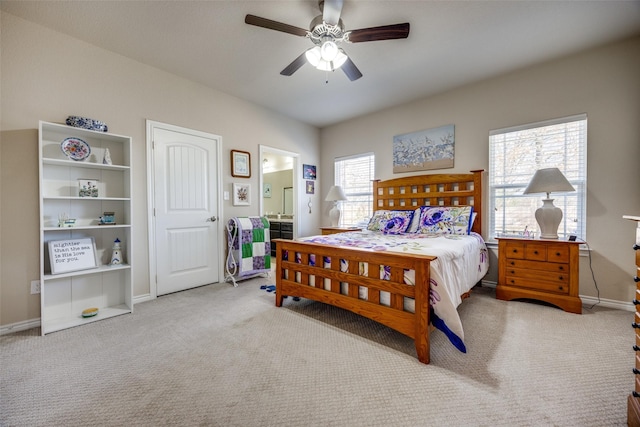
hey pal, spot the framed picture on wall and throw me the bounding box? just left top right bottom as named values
left=306, top=180, right=314, bottom=194
left=233, top=183, right=251, bottom=206
left=231, top=150, right=251, bottom=178
left=303, top=164, right=316, bottom=180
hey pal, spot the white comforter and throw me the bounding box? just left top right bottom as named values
left=295, top=231, right=489, bottom=352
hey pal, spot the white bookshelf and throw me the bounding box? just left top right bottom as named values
left=38, top=121, right=133, bottom=334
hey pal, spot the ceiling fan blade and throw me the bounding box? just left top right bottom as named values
left=341, top=57, right=362, bottom=81
left=348, top=23, right=410, bottom=43
left=280, top=52, right=308, bottom=76
left=321, top=0, right=344, bottom=26
left=245, top=14, right=308, bottom=37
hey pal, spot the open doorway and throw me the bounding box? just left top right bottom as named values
left=259, top=145, right=299, bottom=237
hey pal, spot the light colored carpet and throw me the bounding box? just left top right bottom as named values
left=0, top=278, right=632, bottom=426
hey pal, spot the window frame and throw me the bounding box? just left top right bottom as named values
left=333, top=152, right=375, bottom=227
left=488, top=114, right=587, bottom=242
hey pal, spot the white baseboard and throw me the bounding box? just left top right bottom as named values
left=481, top=280, right=634, bottom=312
left=0, top=318, right=40, bottom=335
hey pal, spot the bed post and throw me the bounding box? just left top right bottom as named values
left=414, top=259, right=430, bottom=364
left=274, top=240, right=284, bottom=307
left=471, top=169, right=484, bottom=236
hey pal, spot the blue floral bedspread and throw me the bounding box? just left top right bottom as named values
left=294, top=231, right=489, bottom=352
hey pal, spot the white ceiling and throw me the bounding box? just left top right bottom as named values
left=2, top=1, right=640, bottom=128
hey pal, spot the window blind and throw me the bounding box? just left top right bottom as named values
left=489, top=114, right=587, bottom=240
left=334, top=153, right=375, bottom=227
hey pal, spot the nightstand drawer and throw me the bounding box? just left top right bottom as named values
left=504, top=242, right=526, bottom=259
left=505, top=258, right=569, bottom=274
left=503, top=276, right=569, bottom=294
left=547, top=245, right=570, bottom=263
left=505, top=266, right=569, bottom=286
left=524, top=243, right=547, bottom=261
left=281, top=223, right=293, bottom=232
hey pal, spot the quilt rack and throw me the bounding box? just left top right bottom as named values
left=225, top=216, right=271, bottom=286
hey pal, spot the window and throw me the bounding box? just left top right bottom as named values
left=334, top=153, right=375, bottom=227
left=489, top=114, right=587, bottom=241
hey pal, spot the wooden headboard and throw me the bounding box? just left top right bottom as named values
left=372, top=170, right=484, bottom=235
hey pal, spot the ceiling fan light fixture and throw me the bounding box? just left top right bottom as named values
left=306, top=46, right=347, bottom=71
left=320, top=40, right=339, bottom=61
left=305, top=46, right=322, bottom=67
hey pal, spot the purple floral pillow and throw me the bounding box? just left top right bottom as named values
left=415, top=206, right=474, bottom=235
left=367, top=210, right=414, bottom=234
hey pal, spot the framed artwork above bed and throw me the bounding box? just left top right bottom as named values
left=393, top=124, right=455, bottom=173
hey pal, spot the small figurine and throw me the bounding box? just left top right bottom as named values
left=103, top=148, right=112, bottom=165
left=110, top=238, right=122, bottom=265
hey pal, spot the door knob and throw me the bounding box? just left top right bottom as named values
left=207, top=216, right=217, bottom=222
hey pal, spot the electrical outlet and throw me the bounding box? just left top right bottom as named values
left=30, top=280, right=41, bottom=294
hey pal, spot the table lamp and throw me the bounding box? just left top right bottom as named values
left=523, top=167, right=575, bottom=239
left=325, top=185, right=347, bottom=227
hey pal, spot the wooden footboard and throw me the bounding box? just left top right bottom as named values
left=274, top=239, right=436, bottom=364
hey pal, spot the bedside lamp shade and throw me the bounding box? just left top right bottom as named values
left=325, top=185, right=347, bottom=227
left=523, top=167, right=575, bottom=239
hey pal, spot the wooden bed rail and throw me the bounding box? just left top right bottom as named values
left=274, top=239, right=436, bottom=364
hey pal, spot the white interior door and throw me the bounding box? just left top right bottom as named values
left=151, top=124, right=221, bottom=296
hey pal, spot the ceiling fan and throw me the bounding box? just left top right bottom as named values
left=245, top=0, right=410, bottom=81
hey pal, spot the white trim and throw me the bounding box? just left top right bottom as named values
left=489, top=113, right=587, bottom=136
left=0, top=318, right=41, bottom=335
left=145, top=120, right=224, bottom=300
left=259, top=145, right=300, bottom=237
left=335, top=151, right=375, bottom=162
left=481, top=280, right=633, bottom=312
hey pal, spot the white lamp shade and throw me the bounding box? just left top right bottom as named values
left=524, top=168, right=575, bottom=239
left=523, top=167, right=575, bottom=196
left=325, top=185, right=347, bottom=227
left=325, top=185, right=347, bottom=202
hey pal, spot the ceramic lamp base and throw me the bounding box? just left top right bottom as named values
left=535, top=198, right=563, bottom=239
left=329, top=205, right=341, bottom=227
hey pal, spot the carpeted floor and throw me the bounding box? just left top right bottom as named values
left=0, top=278, right=633, bottom=426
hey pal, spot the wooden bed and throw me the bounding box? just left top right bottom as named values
left=273, top=170, right=484, bottom=364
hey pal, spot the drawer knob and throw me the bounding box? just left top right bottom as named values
left=510, top=261, right=515, bottom=266
left=634, top=368, right=640, bottom=375
left=559, top=266, right=564, bottom=271
left=634, top=391, right=640, bottom=398
left=634, top=244, right=640, bottom=251
left=558, top=286, right=564, bottom=291
left=512, top=249, right=518, bottom=253
left=555, top=252, right=561, bottom=257
left=510, top=270, right=515, bottom=274
left=633, top=322, right=640, bottom=329
left=634, top=299, right=640, bottom=305
left=634, top=345, right=640, bottom=352
left=635, top=277, right=640, bottom=283
left=533, top=250, right=539, bottom=255
left=558, top=276, right=564, bottom=281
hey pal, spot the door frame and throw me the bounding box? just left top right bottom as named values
left=146, top=120, right=224, bottom=299
left=259, top=145, right=300, bottom=237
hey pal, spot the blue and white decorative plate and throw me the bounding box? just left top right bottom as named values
left=66, top=116, right=108, bottom=132
left=61, top=137, right=91, bottom=161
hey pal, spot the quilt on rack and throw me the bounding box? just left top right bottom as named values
left=228, top=216, right=271, bottom=277
left=289, top=231, right=489, bottom=353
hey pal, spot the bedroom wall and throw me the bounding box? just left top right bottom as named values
left=320, top=35, right=640, bottom=305
left=0, top=12, right=321, bottom=328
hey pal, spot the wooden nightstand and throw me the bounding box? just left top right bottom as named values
left=496, top=237, right=582, bottom=314
left=320, top=226, right=362, bottom=235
